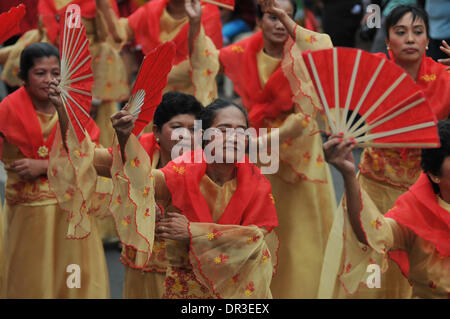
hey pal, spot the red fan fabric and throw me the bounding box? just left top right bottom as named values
left=139, top=133, right=160, bottom=161
left=131, top=42, right=176, bottom=136
left=201, top=0, right=235, bottom=10
left=0, top=87, right=100, bottom=160
left=302, top=47, right=440, bottom=146
left=128, top=0, right=222, bottom=65
left=0, top=4, right=26, bottom=44
left=219, top=31, right=293, bottom=130
left=58, top=11, right=96, bottom=143
left=161, top=150, right=278, bottom=232
left=38, top=0, right=119, bottom=45
left=385, top=173, right=450, bottom=277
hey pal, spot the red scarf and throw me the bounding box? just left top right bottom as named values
left=0, top=87, right=100, bottom=160
left=219, top=31, right=294, bottom=130
left=376, top=52, right=450, bottom=120
left=138, top=133, right=160, bottom=164
left=385, top=173, right=450, bottom=277
left=128, top=0, right=222, bottom=65
left=161, top=150, right=278, bottom=231
left=38, top=0, right=119, bottom=45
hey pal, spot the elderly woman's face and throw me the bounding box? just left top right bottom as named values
left=386, top=12, right=429, bottom=65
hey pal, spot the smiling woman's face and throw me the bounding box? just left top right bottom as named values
left=386, top=12, right=429, bottom=65
left=25, top=56, right=60, bottom=102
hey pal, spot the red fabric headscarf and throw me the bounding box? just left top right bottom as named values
left=219, top=31, right=294, bottom=130
left=0, top=86, right=100, bottom=160
left=128, top=0, right=222, bottom=65
left=161, top=150, right=278, bottom=231
left=385, top=173, right=450, bottom=277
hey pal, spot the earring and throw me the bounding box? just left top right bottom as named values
left=426, top=45, right=429, bottom=50
left=386, top=46, right=390, bottom=50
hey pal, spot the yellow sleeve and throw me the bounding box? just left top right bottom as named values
left=293, top=24, right=333, bottom=51
left=337, top=185, right=415, bottom=294
left=190, top=26, right=220, bottom=106
left=109, top=134, right=156, bottom=267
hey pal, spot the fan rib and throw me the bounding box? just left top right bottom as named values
left=307, top=53, right=336, bottom=133
left=62, top=90, right=92, bottom=118
left=66, top=27, right=83, bottom=76
left=333, top=48, right=340, bottom=132
left=348, top=73, right=408, bottom=135
left=61, top=93, right=85, bottom=141
left=66, top=54, right=91, bottom=81
left=65, top=74, right=93, bottom=85
left=355, top=121, right=436, bottom=143
left=358, top=142, right=439, bottom=148
left=65, top=86, right=92, bottom=96
left=64, top=20, right=78, bottom=80
left=351, top=97, right=425, bottom=138
left=341, top=50, right=362, bottom=134
left=346, top=59, right=385, bottom=132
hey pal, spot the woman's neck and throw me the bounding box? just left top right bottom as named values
left=166, top=0, right=187, bottom=20
left=28, top=93, right=55, bottom=115
left=206, top=162, right=236, bottom=187
left=158, top=150, right=172, bottom=169
left=263, top=40, right=284, bottom=59
left=394, top=57, right=422, bottom=81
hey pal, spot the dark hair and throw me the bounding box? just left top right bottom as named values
left=385, top=5, right=429, bottom=39
left=153, top=91, right=203, bottom=130
left=201, top=99, right=249, bottom=131
left=256, top=0, right=297, bottom=19
left=19, top=42, right=60, bottom=81
left=421, top=120, right=450, bottom=194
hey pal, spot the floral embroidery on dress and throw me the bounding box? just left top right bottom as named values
left=142, top=186, right=151, bottom=197
left=214, top=254, right=229, bottom=265
left=37, top=145, right=49, bottom=158
left=305, top=35, right=317, bottom=44
left=303, top=152, right=311, bottom=163
left=121, top=215, right=131, bottom=226
left=231, top=45, right=244, bottom=53
left=247, top=234, right=261, bottom=244
left=371, top=218, right=382, bottom=230
left=74, top=149, right=87, bottom=157
left=229, top=274, right=239, bottom=286
left=172, top=165, right=185, bottom=175
left=420, top=74, right=436, bottom=82
left=317, top=155, right=324, bottom=167
left=245, top=282, right=255, bottom=296
left=261, top=249, right=270, bottom=263
left=202, top=69, right=214, bottom=77
left=131, top=157, right=141, bottom=167
left=206, top=229, right=223, bottom=241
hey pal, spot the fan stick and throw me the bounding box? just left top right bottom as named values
left=63, top=90, right=92, bottom=118
left=355, top=121, right=436, bottom=143
left=66, top=27, right=84, bottom=74
left=65, top=74, right=93, bottom=85
left=66, top=86, right=92, bottom=96
left=351, top=97, right=425, bottom=138
left=63, top=19, right=79, bottom=74
left=333, top=48, right=340, bottom=132
left=61, top=93, right=85, bottom=144
left=307, top=53, right=337, bottom=133
left=358, top=142, right=439, bottom=148
left=348, top=73, right=407, bottom=135
left=66, top=56, right=90, bottom=84
left=346, top=59, right=385, bottom=132
left=340, top=50, right=361, bottom=134
left=201, top=0, right=234, bottom=10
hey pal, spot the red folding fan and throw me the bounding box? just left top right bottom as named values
left=127, top=41, right=176, bottom=136
left=302, top=47, right=440, bottom=148
left=201, top=0, right=235, bottom=10
left=0, top=4, right=26, bottom=44
left=58, top=4, right=94, bottom=143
